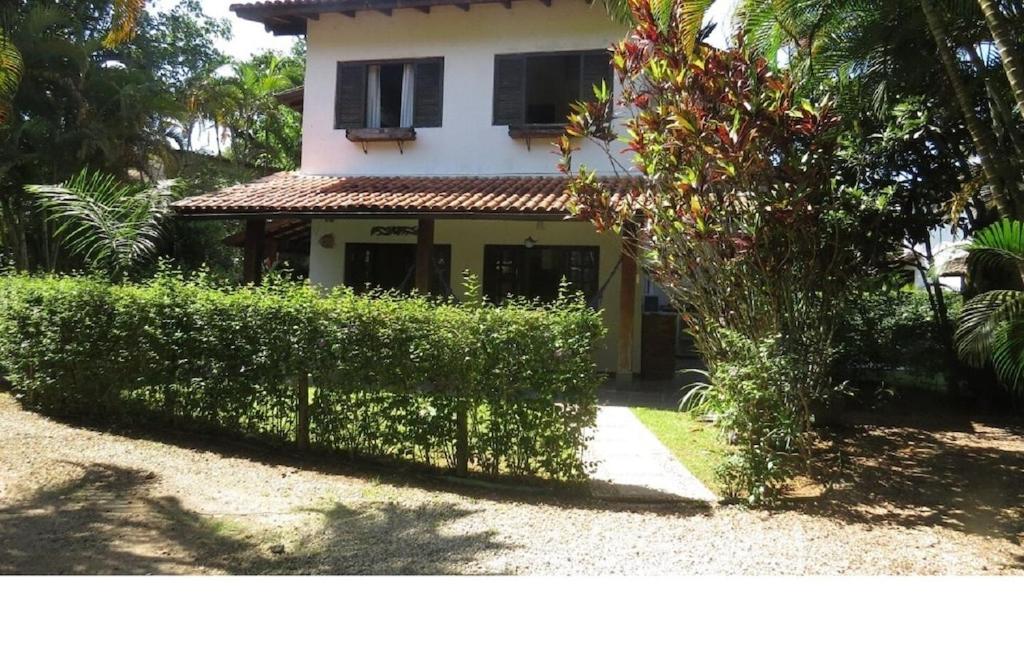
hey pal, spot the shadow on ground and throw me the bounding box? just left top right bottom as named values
left=27, top=405, right=712, bottom=518
left=790, top=410, right=1024, bottom=547
left=0, top=462, right=508, bottom=575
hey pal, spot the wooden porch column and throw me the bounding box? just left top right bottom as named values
left=415, top=217, right=435, bottom=294
left=242, top=219, right=266, bottom=285
left=617, top=230, right=638, bottom=383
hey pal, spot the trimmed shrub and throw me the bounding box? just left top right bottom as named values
left=0, top=272, right=604, bottom=481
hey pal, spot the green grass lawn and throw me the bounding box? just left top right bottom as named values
left=631, top=407, right=726, bottom=495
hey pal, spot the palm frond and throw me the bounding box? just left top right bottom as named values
left=966, top=218, right=1024, bottom=277
left=104, top=0, right=147, bottom=47
left=24, top=169, right=178, bottom=279
left=679, top=367, right=711, bottom=411
left=955, top=289, right=1024, bottom=364
left=988, top=316, right=1024, bottom=393
left=678, top=0, right=717, bottom=50
left=0, top=27, right=23, bottom=125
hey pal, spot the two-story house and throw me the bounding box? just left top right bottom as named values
left=173, top=0, right=664, bottom=379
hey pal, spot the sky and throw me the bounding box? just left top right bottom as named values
left=170, top=0, right=740, bottom=61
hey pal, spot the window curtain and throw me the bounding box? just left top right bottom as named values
left=400, top=63, right=415, bottom=128
left=365, top=64, right=381, bottom=128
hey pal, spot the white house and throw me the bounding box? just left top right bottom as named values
left=173, top=0, right=670, bottom=378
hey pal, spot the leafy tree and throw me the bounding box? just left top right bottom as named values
left=956, top=218, right=1024, bottom=393
left=25, top=169, right=178, bottom=280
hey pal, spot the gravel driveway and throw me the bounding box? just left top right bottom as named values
left=0, top=394, right=1021, bottom=575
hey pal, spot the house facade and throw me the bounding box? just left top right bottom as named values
left=174, top=0, right=670, bottom=378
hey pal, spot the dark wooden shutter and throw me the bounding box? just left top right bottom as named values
left=580, top=51, right=612, bottom=103
left=492, top=55, right=525, bottom=126
left=412, top=59, right=444, bottom=128
left=335, top=62, right=367, bottom=129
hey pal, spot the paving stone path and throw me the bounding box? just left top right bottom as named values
left=586, top=406, right=718, bottom=504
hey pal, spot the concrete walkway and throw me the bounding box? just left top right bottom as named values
left=586, top=406, right=718, bottom=504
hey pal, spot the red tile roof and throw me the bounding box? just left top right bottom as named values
left=172, top=172, right=632, bottom=219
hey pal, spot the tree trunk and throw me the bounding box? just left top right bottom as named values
left=966, top=47, right=1024, bottom=213
left=922, top=0, right=1018, bottom=220
left=968, top=46, right=1024, bottom=164
left=979, top=0, right=1024, bottom=119
left=920, top=235, right=961, bottom=397
left=1, top=198, right=29, bottom=271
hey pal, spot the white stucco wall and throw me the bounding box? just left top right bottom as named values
left=301, top=0, right=628, bottom=176
left=298, top=2, right=643, bottom=374
left=308, top=217, right=642, bottom=373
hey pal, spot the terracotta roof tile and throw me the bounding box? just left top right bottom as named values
left=172, top=172, right=633, bottom=218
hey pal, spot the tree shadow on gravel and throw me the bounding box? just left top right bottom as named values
left=24, top=405, right=712, bottom=519
left=0, top=462, right=510, bottom=575
left=787, top=411, right=1024, bottom=554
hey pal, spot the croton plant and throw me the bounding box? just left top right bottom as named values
left=558, top=0, right=885, bottom=501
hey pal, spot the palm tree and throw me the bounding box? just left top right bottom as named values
left=919, top=0, right=1019, bottom=221
left=956, top=218, right=1024, bottom=394
left=24, top=170, right=177, bottom=280
left=194, top=53, right=305, bottom=169
left=978, top=0, right=1024, bottom=117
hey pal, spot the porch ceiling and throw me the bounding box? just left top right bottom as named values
left=171, top=171, right=634, bottom=220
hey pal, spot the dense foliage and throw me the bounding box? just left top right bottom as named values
left=733, top=0, right=1024, bottom=226
left=837, top=289, right=963, bottom=394
left=560, top=2, right=889, bottom=502
left=0, top=273, right=605, bottom=481
left=0, top=0, right=301, bottom=276
left=731, top=0, right=1024, bottom=384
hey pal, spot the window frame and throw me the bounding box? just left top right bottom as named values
left=334, top=56, right=445, bottom=131
left=492, top=49, right=612, bottom=128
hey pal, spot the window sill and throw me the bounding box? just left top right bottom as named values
left=507, top=124, right=566, bottom=140
left=345, top=127, right=417, bottom=142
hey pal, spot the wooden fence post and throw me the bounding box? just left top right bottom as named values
left=296, top=373, right=310, bottom=449
left=455, top=407, right=469, bottom=476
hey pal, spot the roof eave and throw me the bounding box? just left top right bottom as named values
left=172, top=209, right=574, bottom=221
left=229, top=0, right=558, bottom=35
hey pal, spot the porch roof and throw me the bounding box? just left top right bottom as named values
left=171, top=171, right=633, bottom=220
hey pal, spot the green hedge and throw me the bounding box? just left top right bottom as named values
left=0, top=273, right=605, bottom=480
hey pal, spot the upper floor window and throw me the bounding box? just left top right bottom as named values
left=335, top=58, right=444, bottom=130
left=493, top=50, right=612, bottom=127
